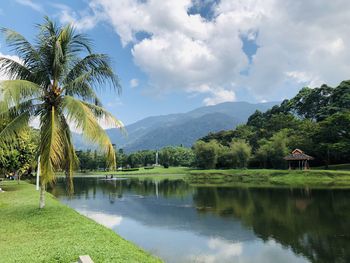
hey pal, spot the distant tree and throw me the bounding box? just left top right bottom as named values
left=160, top=147, right=171, bottom=168
left=172, top=147, right=195, bottom=167
left=216, top=146, right=235, bottom=169
left=193, top=140, right=220, bottom=169
left=313, top=111, right=350, bottom=166
left=288, top=85, right=334, bottom=121
left=116, top=148, right=127, bottom=168
left=0, top=120, right=38, bottom=179
left=230, top=139, right=252, bottom=168
left=256, top=130, right=289, bottom=169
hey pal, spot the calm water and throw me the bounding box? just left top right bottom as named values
left=50, top=177, right=350, bottom=263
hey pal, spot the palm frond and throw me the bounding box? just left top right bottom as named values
left=39, top=106, right=67, bottom=184
left=82, top=101, right=125, bottom=133
left=63, top=96, right=116, bottom=169
left=0, top=28, right=50, bottom=85
left=65, top=82, right=102, bottom=105
left=0, top=57, right=33, bottom=80
left=60, top=114, right=78, bottom=193
left=63, top=54, right=121, bottom=94
left=0, top=80, right=42, bottom=111
left=0, top=99, right=39, bottom=120
left=0, top=112, right=30, bottom=143
left=1, top=28, right=41, bottom=66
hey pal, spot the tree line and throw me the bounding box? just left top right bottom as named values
left=76, top=146, right=195, bottom=171
left=201, top=81, right=350, bottom=168
left=1, top=80, right=349, bottom=175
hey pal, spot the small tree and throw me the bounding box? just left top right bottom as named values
left=193, top=140, right=220, bottom=169
left=255, top=130, right=289, bottom=169
left=216, top=146, right=235, bottom=168
left=230, top=139, right=251, bottom=168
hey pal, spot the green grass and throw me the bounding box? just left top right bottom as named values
left=188, top=169, right=350, bottom=188
left=313, top=163, right=350, bottom=170
left=0, top=181, right=161, bottom=263
left=71, top=166, right=190, bottom=181
left=83, top=166, right=190, bottom=175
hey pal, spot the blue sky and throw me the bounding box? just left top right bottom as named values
left=1, top=0, right=349, bottom=124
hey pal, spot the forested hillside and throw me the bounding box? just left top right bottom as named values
left=200, top=81, right=350, bottom=168
left=73, top=101, right=276, bottom=152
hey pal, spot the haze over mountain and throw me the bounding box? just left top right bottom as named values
left=73, top=101, right=277, bottom=152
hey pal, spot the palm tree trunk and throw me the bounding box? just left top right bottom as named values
left=39, top=182, right=46, bottom=209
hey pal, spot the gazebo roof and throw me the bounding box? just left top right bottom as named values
left=284, top=149, right=314, bottom=161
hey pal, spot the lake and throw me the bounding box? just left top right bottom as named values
left=50, top=177, right=350, bottom=263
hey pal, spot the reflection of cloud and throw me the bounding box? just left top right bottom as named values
left=208, top=238, right=243, bottom=257
left=77, top=209, right=123, bottom=228
left=189, top=237, right=242, bottom=263
left=188, top=238, right=308, bottom=263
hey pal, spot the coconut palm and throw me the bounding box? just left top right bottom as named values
left=0, top=17, right=123, bottom=208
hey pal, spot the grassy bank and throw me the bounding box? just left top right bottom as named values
left=188, top=169, right=350, bottom=188
left=0, top=181, right=161, bottom=263
left=314, top=163, right=350, bottom=170
left=71, top=166, right=189, bottom=181
left=77, top=166, right=190, bottom=175
left=67, top=166, right=350, bottom=188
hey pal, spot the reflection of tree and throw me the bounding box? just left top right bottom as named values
left=193, top=187, right=350, bottom=263
left=53, top=178, right=192, bottom=199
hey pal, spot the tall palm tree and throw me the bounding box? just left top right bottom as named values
left=0, top=17, right=123, bottom=208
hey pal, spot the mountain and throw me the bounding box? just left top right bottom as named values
left=73, top=101, right=277, bottom=152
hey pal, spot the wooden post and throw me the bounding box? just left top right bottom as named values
left=78, top=255, right=94, bottom=263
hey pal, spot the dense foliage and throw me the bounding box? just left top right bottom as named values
left=0, top=120, right=38, bottom=178
left=201, top=81, right=350, bottom=168
left=76, top=146, right=195, bottom=171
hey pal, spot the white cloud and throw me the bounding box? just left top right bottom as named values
left=58, top=0, right=350, bottom=103
left=52, top=2, right=103, bottom=31
left=16, top=0, right=44, bottom=13
left=198, top=85, right=236, bottom=106
left=107, top=97, right=123, bottom=107
left=130, top=78, right=139, bottom=88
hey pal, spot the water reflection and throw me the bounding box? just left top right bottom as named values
left=51, top=178, right=350, bottom=263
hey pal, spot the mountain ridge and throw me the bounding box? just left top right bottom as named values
left=73, top=101, right=278, bottom=152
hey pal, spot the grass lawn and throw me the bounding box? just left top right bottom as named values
left=0, top=181, right=161, bottom=263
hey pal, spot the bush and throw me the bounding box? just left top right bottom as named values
left=193, top=140, right=220, bottom=169
left=230, top=139, right=252, bottom=168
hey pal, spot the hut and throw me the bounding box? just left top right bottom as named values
left=284, top=149, right=314, bottom=170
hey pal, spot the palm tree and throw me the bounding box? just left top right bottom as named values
left=0, top=17, right=123, bottom=208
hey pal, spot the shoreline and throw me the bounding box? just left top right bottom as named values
left=55, top=167, right=350, bottom=189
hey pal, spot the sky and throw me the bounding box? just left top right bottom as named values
left=1, top=0, right=350, bottom=125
